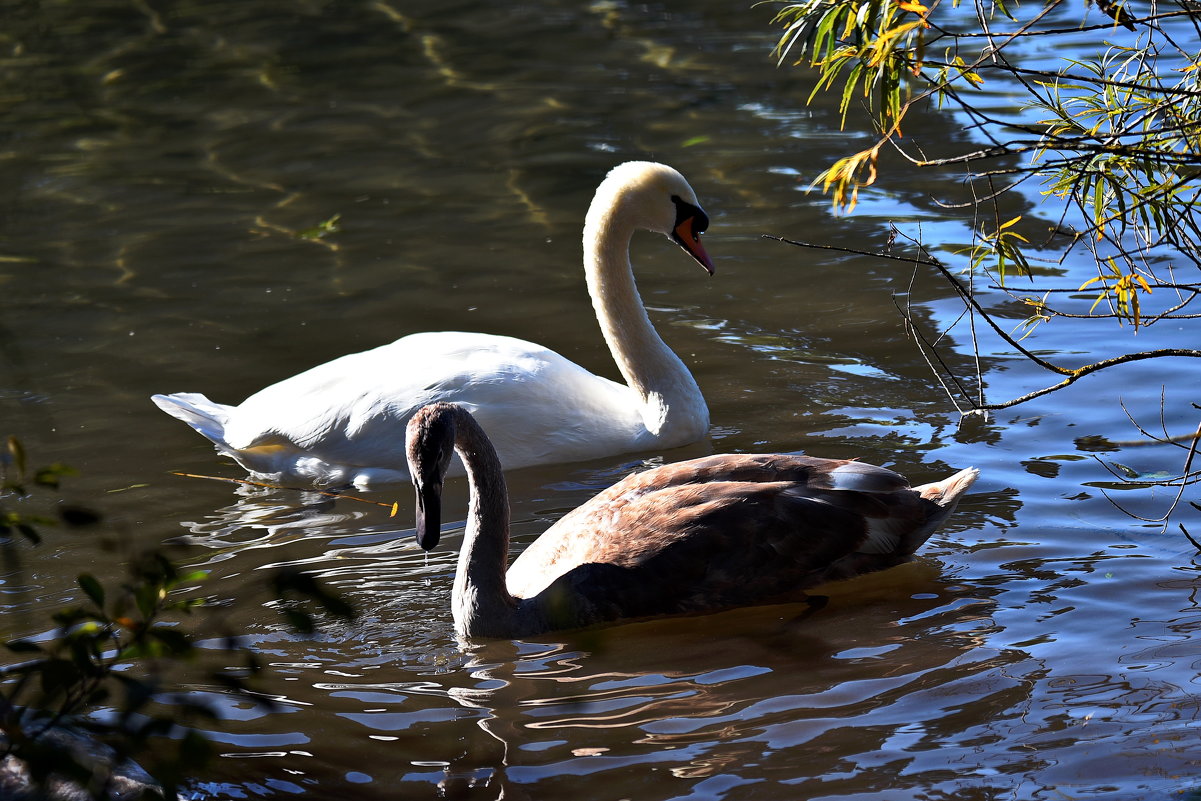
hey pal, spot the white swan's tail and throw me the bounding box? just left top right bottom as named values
left=151, top=393, right=234, bottom=446
left=905, top=467, right=980, bottom=552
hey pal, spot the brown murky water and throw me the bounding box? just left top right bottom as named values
left=3, top=1, right=1198, bottom=799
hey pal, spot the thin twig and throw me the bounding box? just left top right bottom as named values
left=169, top=471, right=401, bottom=516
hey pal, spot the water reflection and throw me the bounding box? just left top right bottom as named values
left=178, top=491, right=366, bottom=547
left=189, top=569, right=1018, bottom=799
left=6, top=0, right=1201, bottom=798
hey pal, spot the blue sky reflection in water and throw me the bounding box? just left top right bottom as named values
left=0, top=0, right=1198, bottom=799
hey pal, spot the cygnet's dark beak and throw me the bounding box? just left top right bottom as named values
left=414, top=479, right=442, bottom=551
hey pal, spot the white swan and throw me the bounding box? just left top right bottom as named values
left=152, top=162, right=715, bottom=488
left=407, top=402, right=980, bottom=638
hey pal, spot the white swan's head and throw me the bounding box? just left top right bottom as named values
left=593, top=161, right=716, bottom=275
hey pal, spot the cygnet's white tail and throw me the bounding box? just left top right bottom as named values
left=905, top=467, right=981, bottom=553
left=917, top=467, right=980, bottom=508
left=151, top=393, right=233, bottom=446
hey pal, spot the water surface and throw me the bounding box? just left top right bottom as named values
left=2, top=1, right=1198, bottom=799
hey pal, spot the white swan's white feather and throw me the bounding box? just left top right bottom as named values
left=152, top=162, right=713, bottom=488
left=156, top=332, right=650, bottom=486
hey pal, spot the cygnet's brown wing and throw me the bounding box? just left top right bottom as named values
left=504, top=453, right=939, bottom=626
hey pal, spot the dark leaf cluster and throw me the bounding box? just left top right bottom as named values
left=1, top=440, right=357, bottom=800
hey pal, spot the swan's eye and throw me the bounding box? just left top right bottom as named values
left=671, top=196, right=707, bottom=236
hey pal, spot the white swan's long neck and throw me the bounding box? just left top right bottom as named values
left=451, top=412, right=519, bottom=639
left=583, top=199, right=709, bottom=444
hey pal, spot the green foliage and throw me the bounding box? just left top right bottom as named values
left=767, top=0, right=1201, bottom=529
left=1029, top=43, right=1201, bottom=327
left=2, top=437, right=77, bottom=545
left=1, top=439, right=357, bottom=800
left=771, top=25, right=1199, bottom=524
left=770, top=0, right=932, bottom=207
left=768, top=0, right=1201, bottom=330
left=772, top=0, right=930, bottom=129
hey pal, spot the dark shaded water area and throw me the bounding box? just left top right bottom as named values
left=2, top=1, right=1198, bottom=799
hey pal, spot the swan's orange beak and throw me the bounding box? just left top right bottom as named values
left=672, top=216, right=715, bottom=276
left=414, top=479, right=442, bottom=551
left=670, top=198, right=715, bottom=276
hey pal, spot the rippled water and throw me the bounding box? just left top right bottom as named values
left=2, top=1, right=1199, bottom=799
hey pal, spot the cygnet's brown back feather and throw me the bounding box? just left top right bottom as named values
left=504, top=454, right=977, bottom=629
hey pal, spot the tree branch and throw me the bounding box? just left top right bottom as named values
left=968, top=349, right=1201, bottom=411
left=763, top=233, right=1067, bottom=373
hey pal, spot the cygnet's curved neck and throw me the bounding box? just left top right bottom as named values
left=448, top=408, right=519, bottom=638
left=583, top=196, right=709, bottom=443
